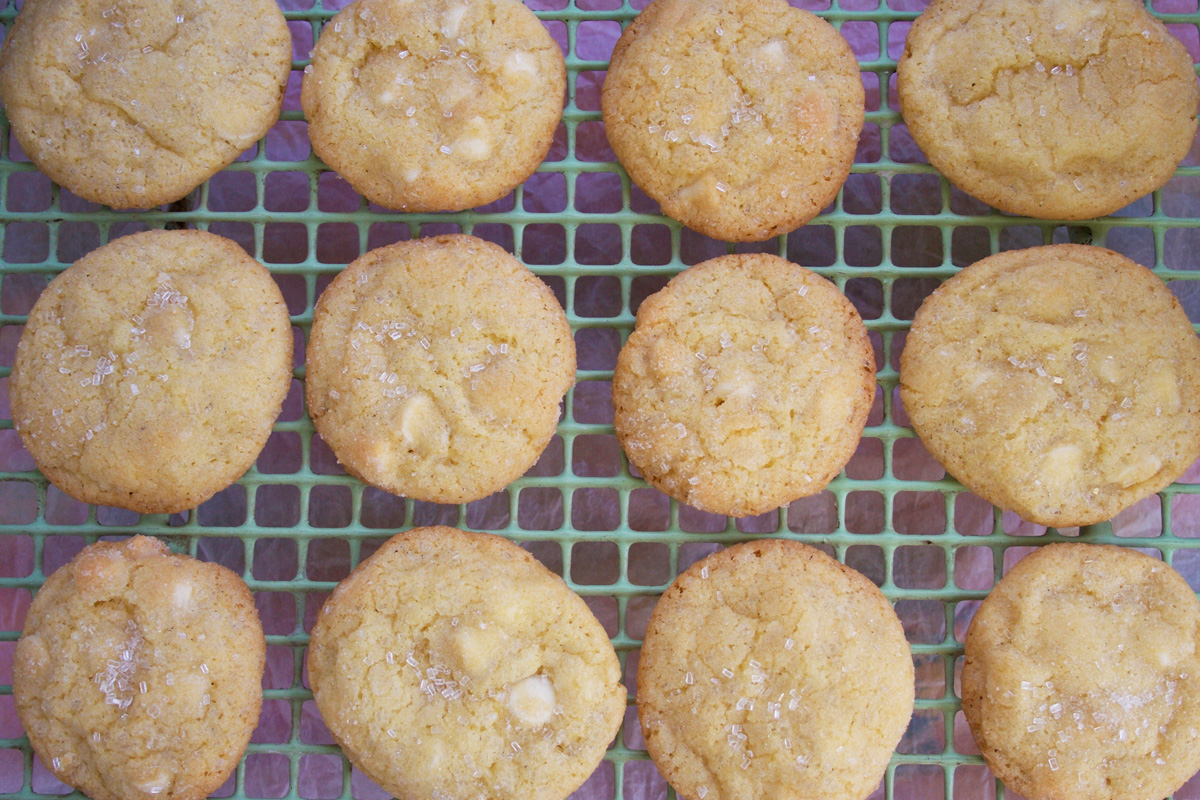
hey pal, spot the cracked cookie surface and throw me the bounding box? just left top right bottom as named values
left=305, top=234, right=575, bottom=504
left=9, top=230, right=293, bottom=513
left=897, top=0, right=1199, bottom=220
left=14, top=535, right=265, bottom=800
left=613, top=254, right=875, bottom=518
left=963, top=543, right=1200, bottom=800
left=900, top=244, right=1200, bottom=527
left=637, top=539, right=913, bottom=800
left=0, top=0, right=291, bottom=209
left=307, top=527, right=626, bottom=800
left=601, top=0, right=864, bottom=242
left=302, top=0, right=565, bottom=212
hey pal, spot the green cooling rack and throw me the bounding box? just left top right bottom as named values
left=3, top=1, right=1200, bottom=799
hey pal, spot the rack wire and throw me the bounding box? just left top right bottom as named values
left=2, top=1, right=1200, bottom=798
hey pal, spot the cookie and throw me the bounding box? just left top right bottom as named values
left=601, top=0, right=864, bottom=242
left=900, top=244, right=1200, bottom=527
left=897, top=0, right=1199, bottom=220
left=638, top=539, right=913, bottom=800
left=963, top=543, right=1200, bottom=800
left=302, top=0, right=565, bottom=212
left=613, top=254, right=875, bottom=518
left=307, top=526, right=626, bottom=800
left=305, top=234, right=575, bottom=505
left=0, top=0, right=291, bottom=209
left=13, top=535, right=265, bottom=800
left=9, top=229, right=293, bottom=514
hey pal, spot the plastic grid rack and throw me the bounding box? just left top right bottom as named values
left=3, top=1, right=1200, bottom=799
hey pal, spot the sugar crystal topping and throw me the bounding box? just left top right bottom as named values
left=94, top=619, right=143, bottom=711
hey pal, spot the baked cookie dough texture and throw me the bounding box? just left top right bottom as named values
left=602, top=0, right=864, bottom=242
left=305, top=235, right=575, bottom=504
left=898, top=0, right=1199, bottom=220
left=963, top=543, right=1200, bottom=800
left=13, top=536, right=265, bottom=800
left=307, top=527, right=626, bottom=800
left=614, top=254, right=875, bottom=518
left=0, top=0, right=291, bottom=209
left=303, top=0, right=566, bottom=211
left=900, top=245, right=1200, bottom=527
left=10, top=230, right=293, bottom=514
left=638, top=540, right=914, bottom=800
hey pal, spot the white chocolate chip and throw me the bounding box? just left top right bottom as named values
left=722, top=381, right=754, bottom=400
left=1040, top=444, right=1083, bottom=490
left=966, top=365, right=997, bottom=390
left=507, top=674, right=556, bottom=726
left=673, top=175, right=723, bottom=212
left=19, top=633, right=49, bottom=668
left=450, top=624, right=502, bottom=678
left=172, top=580, right=193, bottom=611
left=440, top=3, right=469, bottom=38
left=455, top=116, right=492, bottom=161
left=456, top=135, right=491, bottom=161
left=440, top=77, right=476, bottom=109
left=713, top=364, right=756, bottom=402
left=176, top=672, right=209, bottom=709
left=1148, top=368, right=1182, bottom=413
left=1112, top=455, right=1163, bottom=489
left=398, top=394, right=449, bottom=456
left=403, top=167, right=422, bottom=183
left=754, top=40, right=788, bottom=68
left=137, top=779, right=169, bottom=797
left=1096, top=354, right=1122, bottom=384
left=143, top=304, right=194, bottom=352
left=502, top=51, right=539, bottom=88
left=367, top=440, right=399, bottom=477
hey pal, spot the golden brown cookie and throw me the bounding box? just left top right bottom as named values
left=613, top=254, right=875, bottom=518
left=9, top=229, right=293, bottom=514
left=305, top=234, right=574, bottom=504
left=900, top=244, right=1200, bottom=527
left=963, top=543, right=1200, bottom=800
left=601, top=0, right=864, bottom=242
left=0, top=0, right=291, bottom=209
left=897, top=0, right=1199, bottom=220
left=307, top=526, right=626, bottom=800
left=302, top=0, right=565, bottom=212
left=637, top=539, right=914, bottom=800
left=13, top=535, right=265, bottom=800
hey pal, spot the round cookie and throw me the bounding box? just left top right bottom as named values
left=613, top=254, right=875, bottom=518
left=638, top=539, right=914, bottom=800
left=899, top=244, right=1200, bottom=527
left=601, top=0, right=864, bottom=242
left=13, top=535, right=265, bottom=800
left=0, top=0, right=291, bottom=209
left=302, top=0, right=565, bottom=212
left=10, top=229, right=293, bottom=514
left=963, top=543, right=1200, bottom=800
left=305, top=234, right=575, bottom=505
left=307, top=527, right=626, bottom=800
left=897, top=0, right=1199, bottom=220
